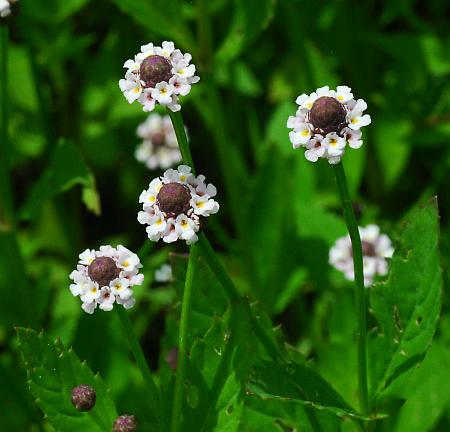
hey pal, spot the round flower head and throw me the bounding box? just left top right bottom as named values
left=287, top=86, right=371, bottom=164
left=119, top=41, right=200, bottom=112
left=138, top=165, right=219, bottom=245
left=329, top=225, right=394, bottom=287
left=113, top=415, right=137, bottom=432
left=155, top=263, right=173, bottom=283
left=69, top=245, right=144, bottom=314
left=0, top=0, right=18, bottom=18
left=71, top=385, right=96, bottom=412
left=135, top=113, right=182, bottom=170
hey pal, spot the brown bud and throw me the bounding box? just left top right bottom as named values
left=88, top=257, right=120, bottom=287
left=71, top=385, right=96, bottom=412
left=112, top=415, right=137, bottom=432
left=157, top=183, right=191, bottom=217
left=140, top=55, right=172, bottom=88
left=309, top=96, right=347, bottom=135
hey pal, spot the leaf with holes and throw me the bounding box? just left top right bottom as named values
left=16, top=327, right=117, bottom=431
left=369, top=197, right=441, bottom=409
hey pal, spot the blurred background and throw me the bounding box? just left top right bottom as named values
left=1, top=0, right=450, bottom=430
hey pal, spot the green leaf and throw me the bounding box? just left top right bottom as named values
left=247, top=360, right=365, bottom=421
left=108, top=0, right=194, bottom=50
left=369, top=198, right=442, bottom=407
left=16, top=327, right=117, bottom=431
left=20, top=139, right=101, bottom=219
left=216, top=0, right=277, bottom=63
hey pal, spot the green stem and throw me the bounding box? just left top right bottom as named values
left=0, top=25, right=13, bottom=230
left=168, top=110, right=195, bottom=174
left=170, top=243, right=199, bottom=432
left=332, top=162, right=369, bottom=417
left=116, top=307, right=161, bottom=430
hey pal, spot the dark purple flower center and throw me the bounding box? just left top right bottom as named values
left=152, top=132, right=166, bottom=148
left=88, top=257, right=120, bottom=287
left=362, top=241, right=376, bottom=257
left=139, top=55, right=173, bottom=88
left=156, top=182, right=191, bottom=217
left=309, top=96, right=347, bottom=135
left=71, top=384, right=96, bottom=412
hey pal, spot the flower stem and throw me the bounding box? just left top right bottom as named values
left=116, top=307, right=161, bottom=430
left=168, top=110, right=195, bottom=174
left=332, top=162, right=369, bottom=417
left=170, top=242, right=199, bottom=432
left=0, top=24, right=13, bottom=229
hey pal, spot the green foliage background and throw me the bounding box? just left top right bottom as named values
left=0, top=0, right=449, bottom=430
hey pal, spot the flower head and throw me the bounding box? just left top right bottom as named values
left=138, top=165, right=219, bottom=245
left=329, top=225, right=394, bottom=287
left=113, top=415, right=137, bottom=432
left=0, top=0, right=18, bottom=18
left=135, top=114, right=182, bottom=170
left=69, top=245, right=143, bottom=314
left=155, top=263, right=173, bottom=283
left=287, top=86, right=371, bottom=164
left=71, top=385, right=96, bottom=412
left=119, top=41, right=199, bottom=112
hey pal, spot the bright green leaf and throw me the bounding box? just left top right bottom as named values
left=16, top=327, right=117, bottom=432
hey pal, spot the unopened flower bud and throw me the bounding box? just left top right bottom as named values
left=140, top=55, right=173, bottom=89
left=113, top=414, right=137, bottom=432
left=156, top=182, right=191, bottom=217
left=309, top=96, right=347, bottom=135
left=71, top=384, right=96, bottom=411
left=88, top=257, right=120, bottom=287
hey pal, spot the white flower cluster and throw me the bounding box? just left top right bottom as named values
left=287, top=86, right=371, bottom=164
left=329, top=225, right=394, bottom=287
left=69, top=245, right=144, bottom=314
left=0, top=0, right=18, bottom=17
left=135, top=113, right=182, bottom=170
left=119, top=41, right=199, bottom=112
left=138, top=165, right=219, bottom=245
left=155, top=263, right=173, bottom=283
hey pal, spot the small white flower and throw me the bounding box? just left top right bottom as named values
left=155, top=263, right=173, bottom=283
left=329, top=225, right=394, bottom=287
left=135, top=113, right=182, bottom=170
left=0, top=0, right=17, bottom=18
left=288, top=85, right=370, bottom=164
left=137, top=165, right=219, bottom=245
left=69, top=245, right=143, bottom=313
left=119, top=41, right=200, bottom=112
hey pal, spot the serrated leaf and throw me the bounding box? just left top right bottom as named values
left=216, top=0, right=277, bottom=63
left=247, top=360, right=366, bottom=421
left=369, top=198, right=441, bottom=407
left=20, top=139, right=101, bottom=219
left=16, top=328, right=117, bottom=431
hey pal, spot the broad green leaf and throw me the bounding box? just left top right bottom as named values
left=394, top=341, right=450, bottom=432
left=20, top=140, right=101, bottom=219
left=216, top=0, right=277, bottom=63
left=108, top=0, right=194, bottom=50
left=369, top=198, right=441, bottom=407
left=247, top=360, right=366, bottom=421
left=16, top=327, right=117, bottom=431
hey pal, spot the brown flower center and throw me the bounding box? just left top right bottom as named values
left=139, top=55, right=173, bottom=89
left=156, top=182, right=191, bottom=217
left=88, top=257, right=120, bottom=287
left=309, top=96, right=347, bottom=135
left=362, top=241, right=376, bottom=257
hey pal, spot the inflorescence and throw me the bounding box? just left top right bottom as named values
left=69, top=245, right=143, bottom=314
left=119, top=41, right=199, bottom=112
left=138, top=165, right=219, bottom=245
left=287, top=86, right=371, bottom=164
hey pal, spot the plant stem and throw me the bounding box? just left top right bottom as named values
left=170, top=243, right=199, bottom=432
left=332, top=162, right=369, bottom=417
left=0, top=24, right=13, bottom=229
left=116, top=307, right=161, bottom=430
left=168, top=109, right=285, bottom=364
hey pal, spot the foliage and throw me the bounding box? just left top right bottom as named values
left=0, top=0, right=449, bottom=431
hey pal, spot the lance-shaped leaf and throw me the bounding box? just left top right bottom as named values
left=247, top=360, right=367, bottom=421
left=369, top=197, right=441, bottom=408
left=16, top=327, right=117, bottom=431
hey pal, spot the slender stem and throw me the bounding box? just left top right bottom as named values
left=168, top=110, right=195, bottom=174
left=116, top=307, right=161, bottom=430
left=0, top=24, right=13, bottom=230
left=170, top=243, right=199, bottom=432
left=332, top=162, right=369, bottom=417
